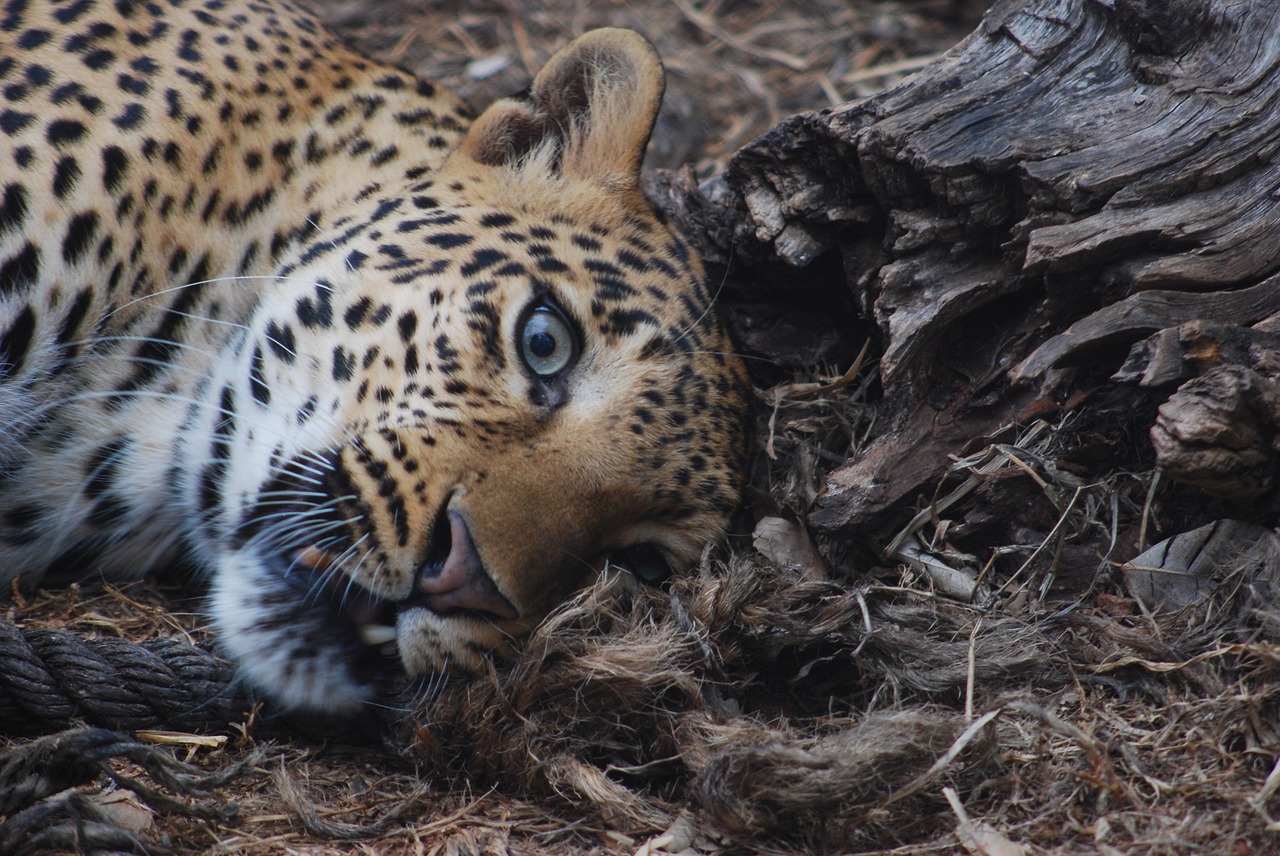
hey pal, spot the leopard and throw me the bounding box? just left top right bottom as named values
left=0, top=0, right=748, bottom=716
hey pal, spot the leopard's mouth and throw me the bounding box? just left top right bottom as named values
left=285, top=499, right=516, bottom=668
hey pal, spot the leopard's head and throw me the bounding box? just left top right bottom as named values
left=200, top=30, right=748, bottom=713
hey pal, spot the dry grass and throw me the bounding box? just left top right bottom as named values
left=7, top=1, right=1280, bottom=854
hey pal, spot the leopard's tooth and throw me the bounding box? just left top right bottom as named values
left=359, top=624, right=397, bottom=646
left=380, top=642, right=399, bottom=656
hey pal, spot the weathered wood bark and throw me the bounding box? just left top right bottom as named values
left=648, top=0, right=1280, bottom=544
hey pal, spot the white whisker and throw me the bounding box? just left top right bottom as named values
left=105, top=274, right=295, bottom=320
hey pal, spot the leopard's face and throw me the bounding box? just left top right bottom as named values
left=195, top=31, right=748, bottom=712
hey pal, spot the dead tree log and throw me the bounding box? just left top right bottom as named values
left=649, top=0, right=1280, bottom=545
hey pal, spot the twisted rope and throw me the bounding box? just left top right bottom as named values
left=0, top=620, right=250, bottom=736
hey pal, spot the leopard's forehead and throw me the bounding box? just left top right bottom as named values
left=278, top=194, right=719, bottom=354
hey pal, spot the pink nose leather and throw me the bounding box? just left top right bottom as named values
left=417, top=511, right=519, bottom=620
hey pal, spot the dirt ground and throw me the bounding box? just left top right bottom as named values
left=7, top=1, right=1280, bottom=854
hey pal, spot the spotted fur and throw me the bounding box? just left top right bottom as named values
left=0, top=0, right=747, bottom=714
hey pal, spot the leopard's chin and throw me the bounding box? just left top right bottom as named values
left=210, top=549, right=403, bottom=716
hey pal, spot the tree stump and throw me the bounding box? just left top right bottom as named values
left=648, top=0, right=1280, bottom=550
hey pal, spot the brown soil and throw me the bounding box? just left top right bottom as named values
left=8, top=2, right=1280, bottom=854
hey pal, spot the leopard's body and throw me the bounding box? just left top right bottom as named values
left=0, top=0, right=747, bottom=713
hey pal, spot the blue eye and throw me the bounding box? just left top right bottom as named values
left=520, top=304, right=576, bottom=377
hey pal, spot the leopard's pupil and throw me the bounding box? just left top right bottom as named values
left=529, top=331, right=556, bottom=358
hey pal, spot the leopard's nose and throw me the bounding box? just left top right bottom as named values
left=417, top=511, right=519, bottom=620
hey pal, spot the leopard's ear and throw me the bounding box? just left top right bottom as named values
left=454, top=28, right=664, bottom=190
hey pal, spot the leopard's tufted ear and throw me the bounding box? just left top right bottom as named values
left=454, top=28, right=664, bottom=190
